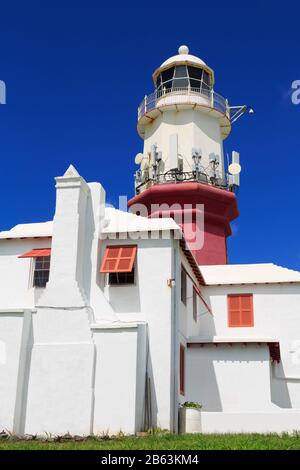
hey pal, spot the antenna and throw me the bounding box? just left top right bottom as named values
left=192, top=147, right=201, bottom=170
left=169, top=134, right=179, bottom=170
left=150, top=144, right=157, bottom=166
left=228, top=151, right=241, bottom=187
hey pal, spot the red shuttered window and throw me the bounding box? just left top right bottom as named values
left=180, top=344, right=185, bottom=396
left=228, top=294, right=254, bottom=327
left=100, top=246, right=137, bottom=273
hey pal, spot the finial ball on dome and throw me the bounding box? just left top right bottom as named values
left=178, top=45, right=189, bottom=55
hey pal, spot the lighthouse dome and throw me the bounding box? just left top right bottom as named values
left=152, top=45, right=215, bottom=86
left=159, top=45, right=207, bottom=69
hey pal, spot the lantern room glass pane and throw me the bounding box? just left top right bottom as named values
left=161, top=67, right=174, bottom=83
left=190, top=79, right=201, bottom=90
left=163, top=81, right=172, bottom=90
left=203, top=70, right=210, bottom=85
left=173, top=78, right=189, bottom=88
left=188, top=66, right=203, bottom=81
left=174, top=65, right=187, bottom=78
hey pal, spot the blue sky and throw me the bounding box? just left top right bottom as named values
left=0, top=1, right=299, bottom=269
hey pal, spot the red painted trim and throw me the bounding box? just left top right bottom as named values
left=128, top=182, right=239, bottom=266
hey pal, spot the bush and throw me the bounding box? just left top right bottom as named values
left=181, top=401, right=202, bottom=410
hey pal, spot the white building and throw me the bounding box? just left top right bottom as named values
left=1, top=47, right=300, bottom=436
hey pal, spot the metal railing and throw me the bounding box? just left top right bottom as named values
left=135, top=169, right=231, bottom=195
left=138, top=87, right=230, bottom=120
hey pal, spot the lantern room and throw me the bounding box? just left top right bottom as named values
left=153, top=45, right=214, bottom=96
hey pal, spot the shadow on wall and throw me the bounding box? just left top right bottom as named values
left=186, top=344, right=222, bottom=411
left=144, top=337, right=158, bottom=430
left=270, top=362, right=292, bottom=409
left=187, top=344, right=277, bottom=412
left=105, top=263, right=141, bottom=314
left=13, top=313, right=34, bottom=435
left=82, top=190, right=96, bottom=304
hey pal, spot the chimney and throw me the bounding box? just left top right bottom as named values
left=37, top=165, right=90, bottom=308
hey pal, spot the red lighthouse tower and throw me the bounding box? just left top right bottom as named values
left=128, top=45, right=244, bottom=265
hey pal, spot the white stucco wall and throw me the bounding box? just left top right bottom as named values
left=93, top=324, right=146, bottom=435
left=186, top=344, right=275, bottom=412
left=0, top=239, right=52, bottom=309
left=186, top=283, right=300, bottom=413
left=0, top=312, right=24, bottom=430
left=143, top=109, right=225, bottom=177
left=2, top=163, right=300, bottom=435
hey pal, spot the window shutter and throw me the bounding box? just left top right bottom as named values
left=100, top=246, right=137, bottom=273
left=19, top=248, right=51, bottom=258
left=228, top=294, right=254, bottom=327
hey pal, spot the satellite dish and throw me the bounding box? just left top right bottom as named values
left=135, top=153, right=144, bottom=165
left=228, top=163, right=241, bottom=175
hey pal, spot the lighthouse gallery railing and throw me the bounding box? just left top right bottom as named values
left=138, top=87, right=230, bottom=120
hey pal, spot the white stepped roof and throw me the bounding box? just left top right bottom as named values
left=200, top=263, right=300, bottom=285
left=0, top=209, right=180, bottom=239
left=0, top=221, right=53, bottom=239
left=102, top=208, right=180, bottom=234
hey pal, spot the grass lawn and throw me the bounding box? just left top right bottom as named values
left=0, top=433, right=300, bottom=450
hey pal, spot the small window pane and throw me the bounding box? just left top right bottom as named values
left=203, top=70, right=210, bottom=85
left=174, top=65, right=187, bottom=78
left=188, top=66, right=203, bottom=80
left=156, top=74, right=162, bottom=87
left=163, top=81, right=172, bottom=90
left=201, top=83, right=210, bottom=96
left=109, top=269, right=135, bottom=285
left=190, top=79, right=201, bottom=90
left=173, top=78, right=189, bottom=88
left=161, top=67, right=174, bottom=83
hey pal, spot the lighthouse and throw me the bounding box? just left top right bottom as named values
left=128, top=45, right=244, bottom=265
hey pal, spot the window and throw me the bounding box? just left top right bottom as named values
left=18, top=248, right=51, bottom=289
left=108, top=269, right=135, bottom=285
left=228, top=294, right=254, bottom=327
left=180, top=344, right=185, bottom=395
left=33, top=256, right=50, bottom=288
left=188, top=66, right=203, bottom=81
left=181, top=268, right=187, bottom=305
left=161, top=67, right=175, bottom=83
left=193, top=287, right=197, bottom=323
left=100, top=245, right=137, bottom=285
left=156, top=65, right=212, bottom=95
left=174, top=65, right=187, bottom=78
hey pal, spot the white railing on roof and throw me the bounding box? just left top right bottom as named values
left=138, top=87, right=230, bottom=120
